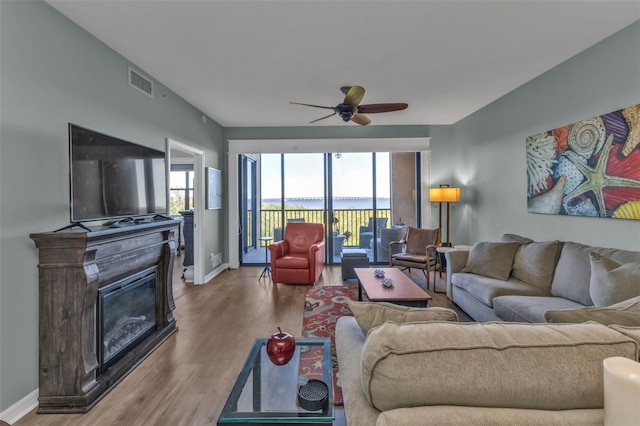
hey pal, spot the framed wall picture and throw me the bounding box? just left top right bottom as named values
left=526, top=103, right=640, bottom=220
left=206, top=167, right=222, bottom=210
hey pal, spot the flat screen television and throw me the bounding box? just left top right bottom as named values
left=69, top=124, right=167, bottom=222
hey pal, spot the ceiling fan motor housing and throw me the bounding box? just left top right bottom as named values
left=336, top=103, right=354, bottom=121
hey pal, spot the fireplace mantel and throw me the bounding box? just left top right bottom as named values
left=30, top=220, right=179, bottom=413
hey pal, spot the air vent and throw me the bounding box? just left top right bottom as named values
left=128, top=67, right=153, bottom=98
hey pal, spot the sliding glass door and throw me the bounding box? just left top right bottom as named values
left=240, top=151, right=405, bottom=266
left=331, top=153, right=374, bottom=262
left=238, top=155, right=257, bottom=259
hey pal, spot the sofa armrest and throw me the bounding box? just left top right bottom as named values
left=335, top=317, right=381, bottom=425
left=308, top=240, right=325, bottom=255
left=268, top=240, right=288, bottom=260
left=309, top=240, right=325, bottom=278
left=388, top=240, right=405, bottom=263
left=445, top=250, right=469, bottom=299
left=389, top=240, right=405, bottom=251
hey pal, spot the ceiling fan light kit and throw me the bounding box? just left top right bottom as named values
left=290, top=85, right=407, bottom=126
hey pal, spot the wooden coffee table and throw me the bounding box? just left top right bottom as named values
left=354, top=268, right=432, bottom=307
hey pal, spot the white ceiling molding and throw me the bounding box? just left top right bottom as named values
left=227, top=138, right=430, bottom=154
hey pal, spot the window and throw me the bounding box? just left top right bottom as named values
left=169, top=165, right=194, bottom=215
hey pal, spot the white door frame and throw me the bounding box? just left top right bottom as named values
left=167, top=138, right=205, bottom=285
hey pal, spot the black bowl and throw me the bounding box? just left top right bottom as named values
left=297, top=379, right=328, bottom=411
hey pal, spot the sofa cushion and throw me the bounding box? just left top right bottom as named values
left=461, top=241, right=522, bottom=280
left=452, top=273, right=549, bottom=307
left=511, top=241, right=563, bottom=291
left=545, top=295, right=640, bottom=327
left=274, top=254, right=309, bottom=269
left=609, top=325, right=640, bottom=359
left=361, top=321, right=638, bottom=412
left=589, top=253, right=640, bottom=307
left=551, top=242, right=640, bottom=306
left=348, top=301, right=457, bottom=335
left=376, top=406, right=603, bottom=426
left=493, top=295, right=584, bottom=323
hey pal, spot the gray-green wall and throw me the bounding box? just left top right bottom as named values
left=430, top=20, right=640, bottom=250
left=0, top=1, right=225, bottom=411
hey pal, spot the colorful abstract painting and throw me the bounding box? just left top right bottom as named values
left=526, top=103, right=640, bottom=220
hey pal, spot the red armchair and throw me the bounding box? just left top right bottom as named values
left=268, top=222, right=325, bottom=284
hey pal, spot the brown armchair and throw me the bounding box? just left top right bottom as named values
left=268, top=222, right=325, bottom=285
left=389, top=227, right=441, bottom=289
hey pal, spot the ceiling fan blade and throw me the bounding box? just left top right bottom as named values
left=351, top=113, right=371, bottom=126
left=290, top=102, right=335, bottom=110
left=309, top=112, right=337, bottom=123
left=343, top=86, right=365, bottom=108
left=357, top=103, right=408, bottom=114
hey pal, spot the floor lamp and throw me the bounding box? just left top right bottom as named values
left=429, top=184, right=461, bottom=246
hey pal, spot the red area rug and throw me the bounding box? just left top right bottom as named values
left=301, top=285, right=360, bottom=406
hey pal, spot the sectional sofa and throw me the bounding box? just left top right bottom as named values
left=445, top=234, right=640, bottom=323
left=335, top=235, right=640, bottom=425
left=335, top=302, right=640, bottom=425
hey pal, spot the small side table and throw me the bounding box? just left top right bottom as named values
left=259, top=236, right=273, bottom=280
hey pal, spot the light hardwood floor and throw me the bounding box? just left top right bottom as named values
left=15, top=262, right=459, bottom=426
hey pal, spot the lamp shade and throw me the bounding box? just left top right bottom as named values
left=430, top=187, right=460, bottom=203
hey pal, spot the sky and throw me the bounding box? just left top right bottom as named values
left=261, top=152, right=390, bottom=199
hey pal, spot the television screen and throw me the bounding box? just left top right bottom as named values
left=70, top=124, right=167, bottom=222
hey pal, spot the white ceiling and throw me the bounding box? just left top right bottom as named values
left=47, top=1, right=640, bottom=127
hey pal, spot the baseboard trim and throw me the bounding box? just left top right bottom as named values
left=202, top=263, right=229, bottom=284
left=1, top=388, right=38, bottom=424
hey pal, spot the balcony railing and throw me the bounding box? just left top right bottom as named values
left=261, top=208, right=391, bottom=249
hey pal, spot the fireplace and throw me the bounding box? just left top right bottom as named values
left=31, top=221, right=179, bottom=413
left=99, top=268, right=157, bottom=373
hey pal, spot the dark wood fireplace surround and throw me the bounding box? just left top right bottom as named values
left=30, top=220, right=179, bottom=414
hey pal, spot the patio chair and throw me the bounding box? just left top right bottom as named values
left=375, top=226, right=406, bottom=262
left=358, top=217, right=388, bottom=248
left=389, top=227, right=441, bottom=284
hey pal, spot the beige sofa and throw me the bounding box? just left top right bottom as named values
left=336, top=307, right=640, bottom=425
left=445, top=236, right=640, bottom=323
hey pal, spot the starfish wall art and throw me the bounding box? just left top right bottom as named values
left=526, top=103, right=640, bottom=220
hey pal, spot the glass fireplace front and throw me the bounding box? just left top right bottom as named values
left=98, top=268, right=157, bottom=373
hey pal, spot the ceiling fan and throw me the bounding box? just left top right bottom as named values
left=290, top=86, right=408, bottom=126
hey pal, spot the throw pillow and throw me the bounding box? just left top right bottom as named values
left=545, top=295, right=640, bottom=326
left=461, top=241, right=522, bottom=281
left=501, top=233, right=535, bottom=244
left=511, top=241, right=563, bottom=291
left=348, top=301, right=458, bottom=335
left=589, top=253, right=640, bottom=307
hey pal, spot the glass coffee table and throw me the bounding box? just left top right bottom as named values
left=218, top=338, right=334, bottom=425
